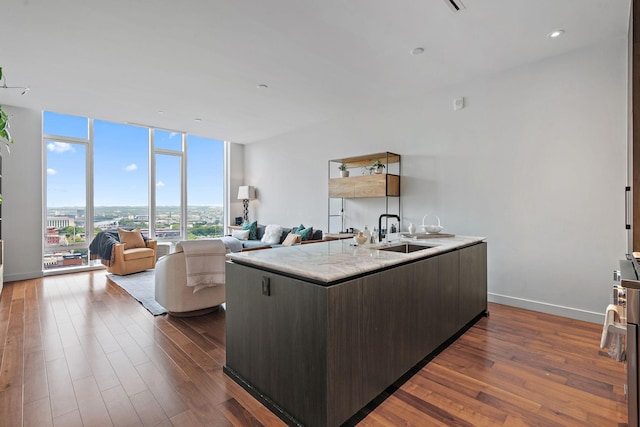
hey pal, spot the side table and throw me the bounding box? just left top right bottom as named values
left=156, top=241, right=173, bottom=260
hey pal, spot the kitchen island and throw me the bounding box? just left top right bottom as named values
left=224, top=235, right=487, bottom=427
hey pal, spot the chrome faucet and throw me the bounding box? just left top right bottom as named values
left=378, top=214, right=400, bottom=243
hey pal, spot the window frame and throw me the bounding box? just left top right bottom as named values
left=42, top=112, right=227, bottom=274
left=42, top=126, right=94, bottom=271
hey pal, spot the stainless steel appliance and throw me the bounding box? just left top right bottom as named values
left=621, top=256, right=640, bottom=426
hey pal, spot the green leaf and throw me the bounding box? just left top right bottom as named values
left=0, top=103, right=13, bottom=144
left=0, top=127, right=12, bottom=144
left=0, top=67, right=3, bottom=80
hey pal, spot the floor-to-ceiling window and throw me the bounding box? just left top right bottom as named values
left=94, top=120, right=150, bottom=237
left=153, top=129, right=184, bottom=241
left=43, top=112, right=90, bottom=269
left=187, top=135, right=225, bottom=239
left=43, top=111, right=226, bottom=271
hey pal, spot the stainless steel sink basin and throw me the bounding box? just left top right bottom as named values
left=376, top=243, right=437, bottom=253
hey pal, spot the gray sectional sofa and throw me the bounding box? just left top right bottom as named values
left=232, top=224, right=323, bottom=251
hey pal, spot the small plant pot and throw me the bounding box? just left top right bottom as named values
left=374, top=167, right=384, bottom=174
left=340, top=171, right=349, bottom=177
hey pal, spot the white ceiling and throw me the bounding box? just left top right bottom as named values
left=0, top=0, right=631, bottom=143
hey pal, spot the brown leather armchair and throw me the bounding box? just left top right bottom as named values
left=107, top=239, right=157, bottom=275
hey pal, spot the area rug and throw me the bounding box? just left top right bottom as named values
left=106, top=270, right=168, bottom=315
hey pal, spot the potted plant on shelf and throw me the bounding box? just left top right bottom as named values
left=372, top=159, right=385, bottom=174
left=339, top=163, right=349, bottom=177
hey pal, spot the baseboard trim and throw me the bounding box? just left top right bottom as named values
left=42, top=265, right=105, bottom=277
left=4, top=271, right=44, bottom=282
left=488, top=292, right=604, bottom=324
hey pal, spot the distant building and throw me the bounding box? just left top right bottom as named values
left=155, top=230, right=180, bottom=238
left=47, top=216, right=75, bottom=229
left=46, top=227, right=61, bottom=245
left=95, top=220, right=119, bottom=230
left=43, top=255, right=59, bottom=267
left=62, top=254, right=82, bottom=266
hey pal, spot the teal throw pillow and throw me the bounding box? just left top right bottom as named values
left=242, top=220, right=258, bottom=240
left=295, top=225, right=313, bottom=241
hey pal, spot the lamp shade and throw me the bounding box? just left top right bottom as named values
left=237, top=185, right=256, bottom=200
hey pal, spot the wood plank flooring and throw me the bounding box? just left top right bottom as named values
left=0, top=270, right=628, bottom=426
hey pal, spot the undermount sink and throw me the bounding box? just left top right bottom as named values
left=376, top=243, right=437, bottom=253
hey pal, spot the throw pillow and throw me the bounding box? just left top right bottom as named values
left=117, top=228, right=146, bottom=250
left=261, top=224, right=283, bottom=244
left=242, top=220, right=258, bottom=240
left=282, top=233, right=302, bottom=247
left=232, top=229, right=250, bottom=240
left=295, top=225, right=314, bottom=241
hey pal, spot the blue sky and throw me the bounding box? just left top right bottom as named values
left=44, top=111, right=224, bottom=207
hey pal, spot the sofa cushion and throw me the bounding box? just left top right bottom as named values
left=118, top=228, right=146, bottom=250
left=261, top=224, right=283, bottom=244
left=242, top=240, right=271, bottom=250
left=242, top=221, right=258, bottom=240
left=295, top=225, right=314, bottom=241
left=232, top=229, right=250, bottom=240
left=278, top=227, right=292, bottom=244
left=256, top=224, right=267, bottom=241
left=123, top=247, right=155, bottom=261
left=282, top=233, right=302, bottom=247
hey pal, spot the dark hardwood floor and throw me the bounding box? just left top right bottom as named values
left=0, top=270, right=628, bottom=426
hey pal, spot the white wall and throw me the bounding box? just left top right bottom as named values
left=2, top=105, right=44, bottom=281
left=227, top=142, right=246, bottom=224
left=244, top=39, right=629, bottom=323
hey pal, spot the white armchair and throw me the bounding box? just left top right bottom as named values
left=154, top=240, right=227, bottom=316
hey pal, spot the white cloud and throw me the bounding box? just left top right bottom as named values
left=156, top=181, right=165, bottom=187
left=124, top=163, right=137, bottom=172
left=47, top=168, right=57, bottom=175
left=169, top=132, right=179, bottom=139
left=46, top=141, right=73, bottom=153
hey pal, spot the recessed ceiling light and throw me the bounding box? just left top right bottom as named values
left=194, top=118, right=202, bottom=122
left=257, top=84, right=268, bottom=89
left=547, top=29, right=565, bottom=39
left=158, top=110, right=164, bottom=114
left=411, top=47, right=425, bottom=55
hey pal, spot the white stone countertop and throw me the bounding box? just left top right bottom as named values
left=226, top=234, right=486, bottom=284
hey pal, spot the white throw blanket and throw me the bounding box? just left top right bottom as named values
left=600, top=304, right=626, bottom=361
left=176, top=239, right=227, bottom=293
left=219, top=236, right=243, bottom=253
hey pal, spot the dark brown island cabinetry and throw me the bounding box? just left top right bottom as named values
left=224, top=242, right=487, bottom=427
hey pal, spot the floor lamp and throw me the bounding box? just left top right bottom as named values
left=237, top=186, right=256, bottom=222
